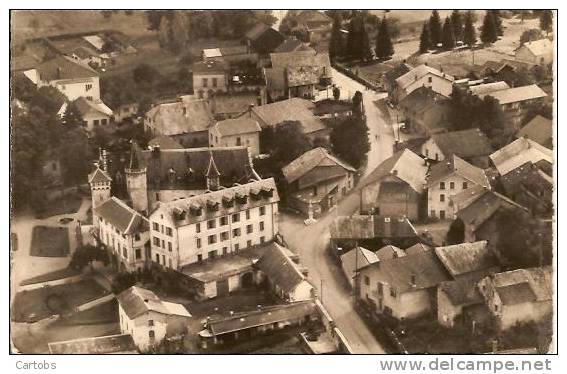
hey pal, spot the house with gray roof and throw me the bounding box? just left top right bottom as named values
left=426, top=154, right=490, bottom=220
left=360, top=149, right=428, bottom=220
left=489, top=137, right=552, bottom=177
left=209, top=117, right=262, bottom=157
left=420, top=128, right=493, bottom=168
left=398, top=86, right=452, bottom=136
left=516, top=115, right=552, bottom=149
left=282, top=147, right=355, bottom=218
left=392, top=64, right=454, bottom=104
left=478, top=266, right=553, bottom=329
left=515, top=38, right=553, bottom=65
left=48, top=334, right=138, bottom=354
left=117, top=286, right=191, bottom=351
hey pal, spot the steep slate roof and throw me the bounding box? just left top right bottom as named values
left=375, top=245, right=406, bottom=261
left=439, top=278, right=484, bottom=306
left=434, top=241, right=498, bottom=277
left=48, top=334, right=138, bottom=354
left=274, top=38, right=313, bottom=53
left=136, top=146, right=255, bottom=190
left=32, top=55, right=98, bottom=81
left=192, top=60, right=228, bottom=75
left=426, top=154, right=490, bottom=188
left=518, top=38, right=553, bottom=57
left=213, top=117, right=261, bottom=137
left=431, top=128, right=493, bottom=159
left=245, top=24, right=285, bottom=54
left=287, top=66, right=326, bottom=87
left=468, top=81, right=511, bottom=96
left=148, top=135, right=183, bottom=150
left=270, top=50, right=331, bottom=71
left=341, top=247, right=380, bottom=278
left=456, top=189, right=528, bottom=230
left=489, top=137, right=553, bottom=176
left=479, top=84, right=547, bottom=105
left=205, top=301, right=315, bottom=336
left=500, top=161, right=553, bottom=199
left=250, top=98, right=326, bottom=135
left=487, top=266, right=553, bottom=306
left=282, top=147, right=355, bottom=184
left=73, top=97, right=113, bottom=118
left=360, top=250, right=451, bottom=293
left=363, top=149, right=428, bottom=193
left=255, top=243, right=307, bottom=293
left=117, top=286, right=191, bottom=320
left=94, top=197, right=147, bottom=235
left=146, top=99, right=214, bottom=136
left=154, top=178, right=279, bottom=227
left=405, top=242, right=433, bottom=255
left=516, top=115, right=553, bottom=148
left=399, top=86, right=449, bottom=114
left=88, top=167, right=112, bottom=184
left=395, top=64, right=454, bottom=90
left=212, top=92, right=258, bottom=116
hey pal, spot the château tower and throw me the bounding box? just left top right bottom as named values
left=125, top=141, right=148, bottom=214
left=205, top=151, right=221, bottom=191
left=88, top=149, right=112, bottom=228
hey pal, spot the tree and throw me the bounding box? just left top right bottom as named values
left=329, top=15, right=343, bottom=61
left=539, top=10, right=553, bottom=35
left=260, top=121, right=313, bottom=167
left=429, top=10, right=442, bottom=47
left=11, top=73, right=36, bottom=101
left=520, top=29, right=544, bottom=44
left=61, top=101, right=85, bottom=128
left=146, top=10, right=164, bottom=31
left=29, top=86, right=66, bottom=115
left=330, top=115, right=369, bottom=169
left=133, top=63, right=160, bottom=85
left=346, top=16, right=363, bottom=59
left=111, top=272, right=138, bottom=294
left=333, top=86, right=341, bottom=101
left=480, top=11, right=498, bottom=44
left=463, top=11, right=477, bottom=47
left=360, top=23, right=373, bottom=62
left=69, top=244, right=109, bottom=271
left=450, top=10, right=464, bottom=41
left=352, top=91, right=363, bottom=115
left=375, top=17, right=394, bottom=60
left=445, top=217, right=465, bottom=245
left=419, top=22, right=431, bottom=53
left=489, top=10, right=503, bottom=36
left=60, top=128, right=92, bottom=187
left=252, top=10, right=278, bottom=27
left=442, top=17, right=456, bottom=50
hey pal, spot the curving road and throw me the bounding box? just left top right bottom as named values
left=280, top=68, right=396, bottom=354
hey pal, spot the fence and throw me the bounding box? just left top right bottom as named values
left=314, top=299, right=354, bottom=354
left=332, top=62, right=383, bottom=91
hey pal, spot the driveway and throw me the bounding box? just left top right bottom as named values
left=280, top=68, right=398, bottom=354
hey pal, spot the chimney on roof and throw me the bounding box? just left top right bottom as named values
left=410, top=273, right=417, bottom=287
left=392, top=169, right=397, bottom=176
left=56, top=66, right=62, bottom=79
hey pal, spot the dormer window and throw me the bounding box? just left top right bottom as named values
left=236, top=192, right=248, bottom=204
left=207, top=200, right=219, bottom=212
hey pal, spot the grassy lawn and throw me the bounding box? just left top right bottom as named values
left=30, top=226, right=70, bottom=257
left=11, top=279, right=109, bottom=323
left=20, top=267, right=80, bottom=286
left=56, top=299, right=118, bottom=326
left=35, top=193, right=83, bottom=219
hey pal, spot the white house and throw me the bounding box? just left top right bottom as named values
left=59, top=97, right=114, bottom=133
left=393, top=64, right=454, bottom=103
left=148, top=178, right=280, bottom=269
left=209, top=117, right=262, bottom=157
left=94, top=197, right=150, bottom=272
left=425, top=154, right=490, bottom=220
left=24, top=55, right=101, bottom=101
left=515, top=38, right=553, bottom=65
left=117, top=286, right=191, bottom=351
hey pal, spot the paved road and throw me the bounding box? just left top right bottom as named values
left=280, top=68, right=396, bottom=354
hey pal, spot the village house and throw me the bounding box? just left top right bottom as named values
left=148, top=178, right=279, bottom=270
left=468, top=81, right=510, bottom=97
left=435, top=241, right=500, bottom=327
left=392, top=64, right=454, bottom=104
left=255, top=242, right=314, bottom=302
left=330, top=214, right=420, bottom=253
left=478, top=84, right=548, bottom=131
left=144, top=97, right=214, bottom=148
left=60, top=96, right=113, bottom=133
left=499, top=162, right=553, bottom=217
left=360, top=149, right=428, bottom=220
left=419, top=128, right=493, bottom=168
left=192, top=60, right=229, bottom=99
left=355, top=250, right=451, bottom=320
left=282, top=147, right=355, bottom=218
left=381, top=62, right=411, bottom=98
left=273, top=37, right=313, bottom=54
left=478, top=266, right=553, bottom=330
left=94, top=197, right=151, bottom=272
left=293, top=10, right=333, bottom=43
left=245, top=97, right=330, bottom=143
left=398, top=86, right=452, bottom=136
left=489, top=137, right=553, bottom=177
left=48, top=334, right=138, bottom=354
left=515, top=38, right=554, bottom=65
left=264, top=49, right=332, bottom=101
left=453, top=186, right=529, bottom=244
left=210, top=92, right=263, bottom=120
left=113, top=102, right=139, bottom=123
left=516, top=115, right=553, bottom=149
left=147, top=135, right=183, bottom=150
left=117, top=286, right=191, bottom=351
left=340, top=247, right=379, bottom=287
left=201, top=46, right=258, bottom=64
left=24, top=55, right=101, bottom=101
left=425, top=154, right=491, bottom=220
left=209, top=117, right=262, bottom=157
left=199, top=301, right=317, bottom=348
left=125, top=142, right=259, bottom=212
left=244, top=23, right=286, bottom=55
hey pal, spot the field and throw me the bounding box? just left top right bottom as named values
left=30, top=226, right=70, bottom=257
left=11, top=279, right=109, bottom=323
